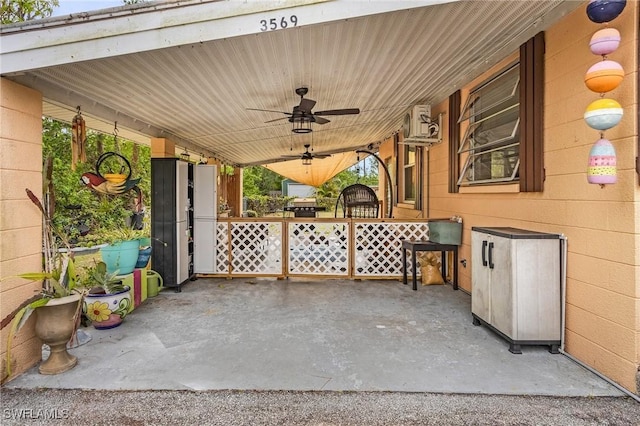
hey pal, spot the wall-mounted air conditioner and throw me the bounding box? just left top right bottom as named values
left=403, top=105, right=430, bottom=138
left=402, top=104, right=443, bottom=147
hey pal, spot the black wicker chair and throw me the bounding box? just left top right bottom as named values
left=334, top=183, right=379, bottom=218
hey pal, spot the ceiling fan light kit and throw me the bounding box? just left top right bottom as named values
left=292, top=117, right=313, bottom=134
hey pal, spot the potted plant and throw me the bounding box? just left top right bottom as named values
left=95, top=227, right=144, bottom=275
left=81, top=261, right=131, bottom=330
left=218, top=198, right=231, bottom=217
left=74, top=212, right=149, bottom=276
left=66, top=168, right=151, bottom=274
left=4, top=186, right=84, bottom=377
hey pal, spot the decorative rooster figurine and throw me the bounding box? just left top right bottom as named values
left=81, top=172, right=141, bottom=195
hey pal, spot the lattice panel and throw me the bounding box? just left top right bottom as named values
left=353, top=221, right=430, bottom=277
left=215, top=221, right=230, bottom=274
left=288, top=222, right=349, bottom=275
left=230, top=222, right=283, bottom=275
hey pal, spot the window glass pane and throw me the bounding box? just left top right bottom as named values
left=404, top=145, right=416, bottom=165
left=459, top=64, right=519, bottom=122
left=402, top=145, right=417, bottom=202
left=474, top=106, right=519, bottom=146
left=459, top=107, right=519, bottom=153
left=404, top=166, right=415, bottom=201
left=458, top=144, right=520, bottom=185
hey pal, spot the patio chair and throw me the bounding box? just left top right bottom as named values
left=335, top=183, right=379, bottom=218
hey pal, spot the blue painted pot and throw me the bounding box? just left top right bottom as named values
left=135, top=246, right=152, bottom=269
left=100, top=240, right=140, bottom=275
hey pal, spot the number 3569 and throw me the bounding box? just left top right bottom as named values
left=259, top=16, right=298, bottom=32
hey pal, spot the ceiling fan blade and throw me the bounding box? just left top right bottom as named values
left=246, top=108, right=292, bottom=115
left=313, top=116, right=330, bottom=125
left=312, top=154, right=331, bottom=159
left=264, top=116, right=290, bottom=123
left=314, top=108, right=360, bottom=116
left=299, top=98, right=316, bottom=113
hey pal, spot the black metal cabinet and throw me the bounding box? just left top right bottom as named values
left=151, top=158, right=193, bottom=291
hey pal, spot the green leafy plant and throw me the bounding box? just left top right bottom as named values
left=21, top=180, right=80, bottom=299
left=82, top=261, right=126, bottom=295
left=77, top=225, right=147, bottom=247
left=3, top=183, right=84, bottom=378
left=5, top=252, right=83, bottom=376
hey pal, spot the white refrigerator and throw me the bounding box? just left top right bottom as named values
left=194, top=164, right=217, bottom=273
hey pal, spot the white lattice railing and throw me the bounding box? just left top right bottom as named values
left=208, top=218, right=430, bottom=278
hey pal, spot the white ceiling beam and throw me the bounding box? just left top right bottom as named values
left=1, top=0, right=455, bottom=74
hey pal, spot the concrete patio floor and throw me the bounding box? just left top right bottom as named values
left=4, top=278, right=625, bottom=396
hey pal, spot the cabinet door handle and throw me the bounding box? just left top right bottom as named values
left=488, top=242, right=494, bottom=269
left=481, top=240, right=488, bottom=266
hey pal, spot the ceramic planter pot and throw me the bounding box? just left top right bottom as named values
left=135, top=246, right=152, bottom=269
left=83, top=287, right=131, bottom=330
left=100, top=240, right=140, bottom=275
left=34, top=293, right=82, bottom=375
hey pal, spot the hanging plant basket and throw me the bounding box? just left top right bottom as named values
left=96, top=152, right=132, bottom=181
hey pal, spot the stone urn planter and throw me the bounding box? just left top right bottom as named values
left=83, top=287, right=131, bottom=330
left=34, top=293, right=82, bottom=375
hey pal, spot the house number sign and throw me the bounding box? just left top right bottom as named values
left=259, top=15, right=298, bottom=31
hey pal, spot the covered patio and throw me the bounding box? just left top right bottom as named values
left=2, top=0, right=639, bottom=399
left=4, top=278, right=622, bottom=396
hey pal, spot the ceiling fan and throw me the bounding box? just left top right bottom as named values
left=247, top=87, right=360, bottom=132
left=281, top=144, right=331, bottom=165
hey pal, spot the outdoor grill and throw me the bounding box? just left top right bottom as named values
left=284, top=198, right=326, bottom=217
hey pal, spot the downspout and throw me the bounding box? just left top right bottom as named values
left=425, top=149, right=430, bottom=218
left=557, top=235, right=640, bottom=402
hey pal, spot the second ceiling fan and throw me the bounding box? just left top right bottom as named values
left=248, top=87, right=360, bottom=132
left=281, top=144, right=331, bottom=164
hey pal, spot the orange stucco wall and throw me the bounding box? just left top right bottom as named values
left=385, top=3, right=639, bottom=394
left=0, top=78, right=45, bottom=381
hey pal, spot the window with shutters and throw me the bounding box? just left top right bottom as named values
left=457, top=63, right=520, bottom=185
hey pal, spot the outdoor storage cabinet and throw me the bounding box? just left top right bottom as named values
left=151, top=158, right=194, bottom=291
left=194, top=164, right=218, bottom=273
left=471, top=227, right=562, bottom=354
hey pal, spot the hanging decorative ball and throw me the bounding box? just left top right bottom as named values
left=584, top=60, right=624, bottom=93
left=589, top=28, right=621, bottom=56
left=587, top=138, right=617, bottom=185
left=586, top=0, right=626, bottom=24
left=584, top=98, right=623, bottom=130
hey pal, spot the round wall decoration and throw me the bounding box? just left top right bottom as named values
left=584, top=98, right=623, bottom=130
left=587, top=138, right=617, bottom=185
left=586, top=0, right=626, bottom=24
left=589, top=27, right=621, bottom=56
left=584, top=60, right=624, bottom=93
